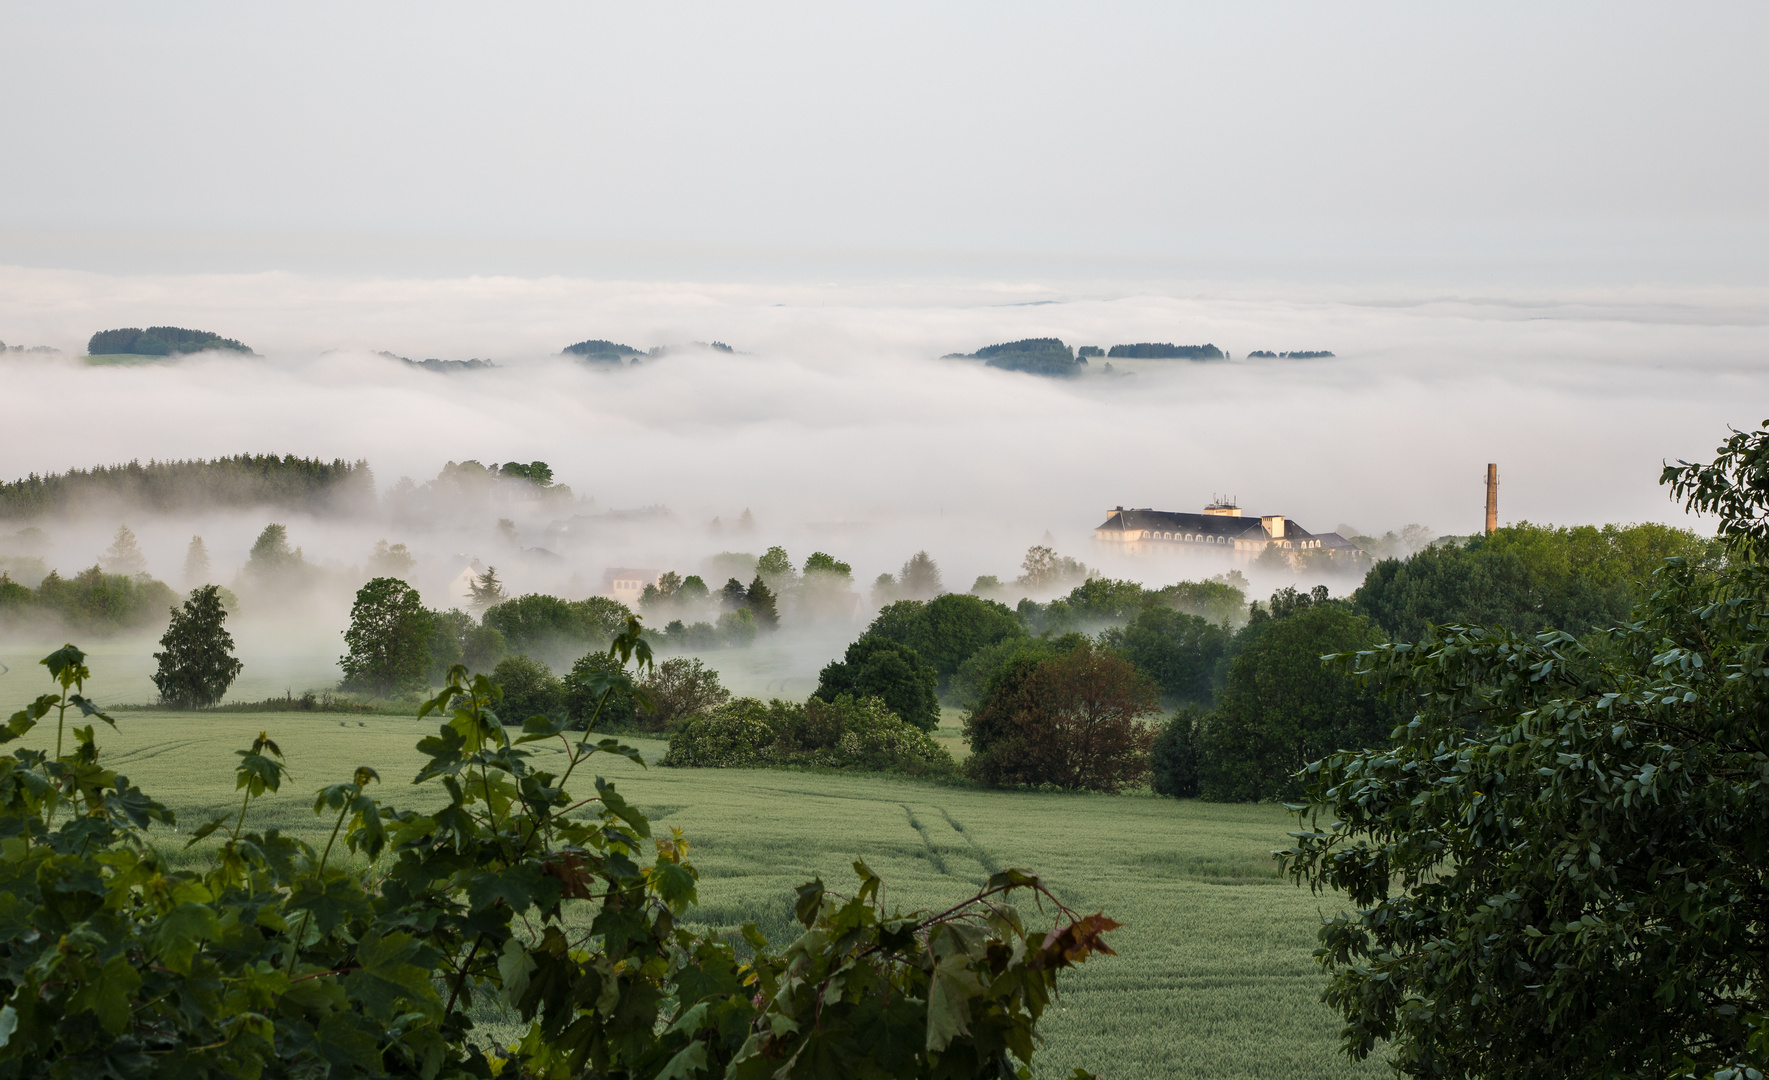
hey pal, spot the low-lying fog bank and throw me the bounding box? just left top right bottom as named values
left=1, top=267, right=1762, bottom=709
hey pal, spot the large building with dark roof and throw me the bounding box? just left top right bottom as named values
left=1093, top=500, right=1366, bottom=566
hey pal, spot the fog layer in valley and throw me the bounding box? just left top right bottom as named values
left=2, top=267, right=1763, bottom=707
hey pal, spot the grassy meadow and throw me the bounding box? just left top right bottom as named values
left=10, top=704, right=1383, bottom=1079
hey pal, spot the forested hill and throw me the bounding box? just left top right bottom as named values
left=0, top=455, right=374, bottom=519
left=87, top=327, right=255, bottom=357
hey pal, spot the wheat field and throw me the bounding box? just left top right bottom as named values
left=8, top=702, right=1385, bottom=1079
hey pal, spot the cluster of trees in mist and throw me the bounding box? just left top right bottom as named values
left=0, top=455, right=375, bottom=521
left=943, top=337, right=1248, bottom=376
left=86, top=325, right=254, bottom=357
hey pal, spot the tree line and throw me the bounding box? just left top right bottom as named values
left=0, top=454, right=374, bottom=519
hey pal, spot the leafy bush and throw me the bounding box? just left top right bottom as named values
left=1278, top=423, right=1769, bottom=1077
left=564, top=650, right=639, bottom=730
left=814, top=635, right=940, bottom=731
left=665, top=694, right=954, bottom=776
left=0, top=631, right=1109, bottom=1076
left=963, top=641, right=1160, bottom=793
left=491, top=653, right=564, bottom=721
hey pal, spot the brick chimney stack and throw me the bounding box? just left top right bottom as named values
left=1485, top=464, right=1499, bottom=535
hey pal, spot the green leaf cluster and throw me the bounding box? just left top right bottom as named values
left=0, top=616, right=1100, bottom=1077
left=1277, top=421, right=1769, bottom=1077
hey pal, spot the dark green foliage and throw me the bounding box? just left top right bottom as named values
left=87, top=325, right=253, bottom=356
left=481, top=592, right=632, bottom=662
left=963, top=641, right=1160, bottom=792
left=949, top=633, right=1091, bottom=710
left=497, top=460, right=554, bottom=486
left=636, top=657, right=731, bottom=732
left=1353, top=522, right=1712, bottom=641
left=1100, top=606, right=1231, bottom=704
left=1149, top=708, right=1205, bottom=798
left=562, top=337, right=642, bottom=362
left=814, top=636, right=941, bottom=732
left=151, top=584, right=243, bottom=708
left=665, top=694, right=954, bottom=776
left=1078, top=345, right=1105, bottom=357
left=30, top=565, right=177, bottom=633
left=866, top=593, right=1024, bottom=683
left=0, top=637, right=1109, bottom=1077
left=492, top=653, right=565, bottom=721
left=744, top=574, right=779, bottom=629
left=1279, top=424, right=1769, bottom=1078
left=1278, top=350, right=1333, bottom=358
left=1105, top=342, right=1223, bottom=359
left=0, top=572, right=30, bottom=608
left=564, top=651, right=639, bottom=730
left=1149, top=576, right=1248, bottom=626
left=1196, top=599, right=1396, bottom=802
left=966, top=337, right=1084, bottom=376
left=719, top=576, right=747, bottom=609
left=0, top=454, right=372, bottom=520
left=802, top=551, right=851, bottom=577
left=338, top=577, right=433, bottom=696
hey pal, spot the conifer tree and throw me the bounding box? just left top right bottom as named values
left=182, top=535, right=211, bottom=585
left=745, top=574, right=779, bottom=630
left=101, top=524, right=147, bottom=578
left=468, top=565, right=506, bottom=609
left=152, top=584, right=244, bottom=708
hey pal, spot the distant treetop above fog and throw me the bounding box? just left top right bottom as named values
left=1247, top=349, right=1335, bottom=359
left=87, top=326, right=255, bottom=357
left=943, top=337, right=1085, bottom=377
left=1106, top=342, right=1223, bottom=360
left=562, top=338, right=643, bottom=363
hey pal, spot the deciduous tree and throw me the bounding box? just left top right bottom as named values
left=339, top=576, right=432, bottom=696
left=151, top=584, right=243, bottom=708
left=814, top=635, right=940, bottom=731
left=963, top=641, right=1159, bottom=792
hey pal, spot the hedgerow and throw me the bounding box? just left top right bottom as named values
left=664, top=694, right=955, bottom=776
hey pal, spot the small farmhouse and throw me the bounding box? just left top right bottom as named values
left=1093, top=500, right=1365, bottom=566
left=602, top=567, right=662, bottom=605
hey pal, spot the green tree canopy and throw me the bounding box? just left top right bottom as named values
left=339, top=576, right=433, bottom=696
left=962, top=641, right=1159, bottom=792
left=1280, top=421, right=1769, bottom=1078
left=866, top=593, right=1024, bottom=683
left=151, top=584, right=244, bottom=708
left=814, top=636, right=941, bottom=732
left=491, top=654, right=564, bottom=721
left=481, top=593, right=631, bottom=662
left=87, top=325, right=253, bottom=356
left=1100, top=605, right=1230, bottom=705
left=1196, top=598, right=1397, bottom=802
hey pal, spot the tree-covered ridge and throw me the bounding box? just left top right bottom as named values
left=1106, top=343, right=1223, bottom=359
left=1248, top=350, right=1335, bottom=359
left=562, top=338, right=643, bottom=363
left=87, top=326, right=254, bottom=356
left=0, top=454, right=374, bottom=519
left=946, top=337, right=1086, bottom=377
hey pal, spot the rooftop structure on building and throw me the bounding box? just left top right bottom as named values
left=1094, top=502, right=1366, bottom=564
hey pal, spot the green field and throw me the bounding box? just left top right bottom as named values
left=10, top=705, right=1382, bottom=1079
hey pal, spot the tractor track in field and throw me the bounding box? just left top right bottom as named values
left=899, top=804, right=951, bottom=876
left=105, top=739, right=200, bottom=765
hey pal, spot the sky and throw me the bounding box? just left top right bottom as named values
left=2, top=2, right=1766, bottom=278
left=2, top=2, right=1767, bottom=701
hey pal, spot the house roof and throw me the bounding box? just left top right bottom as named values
left=1094, top=508, right=1319, bottom=542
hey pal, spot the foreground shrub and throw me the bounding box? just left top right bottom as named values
left=0, top=629, right=1109, bottom=1077
left=635, top=656, right=731, bottom=732
left=664, top=694, right=955, bottom=776
left=1278, top=423, right=1769, bottom=1078
left=963, top=641, right=1159, bottom=792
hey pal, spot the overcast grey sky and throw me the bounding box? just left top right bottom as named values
left=2, top=1, right=1765, bottom=279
